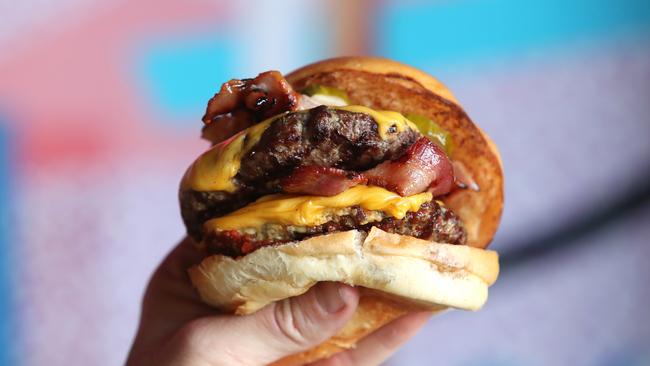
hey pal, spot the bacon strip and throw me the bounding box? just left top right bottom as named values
left=202, top=71, right=300, bottom=124
left=282, top=138, right=454, bottom=197
left=282, top=166, right=367, bottom=196
left=201, top=109, right=255, bottom=145
left=364, top=137, right=454, bottom=197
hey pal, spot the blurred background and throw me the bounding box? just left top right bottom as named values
left=1, top=0, right=649, bottom=365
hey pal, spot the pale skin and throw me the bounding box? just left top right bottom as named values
left=126, top=238, right=432, bottom=366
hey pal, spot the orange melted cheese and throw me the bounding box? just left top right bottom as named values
left=182, top=115, right=281, bottom=192
left=204, top=186, right=432, bottom=231
left=337, top=105, right=418, bottom=140
left=183, top=106, right=418, bottom=193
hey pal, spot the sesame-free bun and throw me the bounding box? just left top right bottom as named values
left=189, top=228, right=498, bottom=365
left=287, top=56, right=504, bottom=249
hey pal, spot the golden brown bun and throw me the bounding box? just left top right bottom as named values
left=189, top=228, right=499, bottom=364
left=286, top=56, right=504, bottom=249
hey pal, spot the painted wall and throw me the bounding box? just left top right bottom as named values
left=1, top=0, right=649, bottom=364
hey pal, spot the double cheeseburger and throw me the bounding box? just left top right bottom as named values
left=180, top=57, right=503, bottom=365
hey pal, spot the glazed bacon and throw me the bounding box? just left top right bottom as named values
left=282, top=166, right=367, bottom=196
left=364, top=137, right=454, bottom=197
left=202, top=71, right=301, bottom=143
left=201, top=110, right=256, bottom=145
left=281, top=138, right=454, bottom=198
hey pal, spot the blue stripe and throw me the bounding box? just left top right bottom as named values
left=137, top=35, right=236, bottom=123
left=0, top=120, right=14, bottom=365
left=377, top=0, right=650, bottom=72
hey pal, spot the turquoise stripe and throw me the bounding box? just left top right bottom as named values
left=137, top=35, right=236, bottom=123
left=377, top=0, right=650, bottom=70
left=0, top=121, right=14, bottom=365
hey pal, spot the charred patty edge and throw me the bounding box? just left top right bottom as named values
left=203, top=201, right=467, bottom=257
left=181, top=106, right=419, bottom=241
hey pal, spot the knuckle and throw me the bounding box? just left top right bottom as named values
left=271, top=299, right=314, bottom=348
left=174, top=318, right=211, bottom=350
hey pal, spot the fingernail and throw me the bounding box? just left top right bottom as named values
left=315, top=282, right=354, bottom=313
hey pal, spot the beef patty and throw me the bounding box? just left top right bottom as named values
left=181, top=106, right=418, bottom=240
left=204, top=201, right=466, bottom=257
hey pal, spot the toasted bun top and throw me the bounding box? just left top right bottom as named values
left=286, top=57, right=504, bottom=249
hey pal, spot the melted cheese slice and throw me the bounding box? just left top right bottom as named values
left=336, top=105, right=418, bottom=140
left=183, top=115, right=280, bottom=192
left=204, top=186, right=432, bottom=231
left=184, top=106, right=418, bottom=192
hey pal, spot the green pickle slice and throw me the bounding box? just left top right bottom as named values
left=301, top=84, right=351, bottom=104
left=406, top=113, right=453, bottom=155
left=301, top=85, right=452, bottom=155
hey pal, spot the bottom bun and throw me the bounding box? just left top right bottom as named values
left=270, top=292, right=448, bottom=366
left=188, top=227, right=499, bottom=364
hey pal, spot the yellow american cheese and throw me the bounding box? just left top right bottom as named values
left=183, top=115, right=280, bottom=192
left=336, top=105, right=418, bottom=140
left=184, top=106, right=417, bottom=193
left=204, top=186, right=432, bottom=231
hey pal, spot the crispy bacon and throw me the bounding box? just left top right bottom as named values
left=281, top=139, right=454, bottom=197
left=364, top=137, right=454, bottom=197
left=202, top=71, right=300, bottom=124
left=201, top=109, right=255, bottom=145
left=282, top=166, right=368, bottom=196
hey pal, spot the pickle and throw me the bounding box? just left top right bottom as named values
left=406, top=113, right=453, bottom=155
left=301, top=84, right=351, bottom=104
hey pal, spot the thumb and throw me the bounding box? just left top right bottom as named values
left=184, top=282, right=359, bottom=365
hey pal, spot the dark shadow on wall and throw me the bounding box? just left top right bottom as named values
left=499, top=165, right=650, bottom=272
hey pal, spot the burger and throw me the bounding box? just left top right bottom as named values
left=180, top=57, right=503, bottom=365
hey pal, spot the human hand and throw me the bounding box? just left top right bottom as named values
left=126, top=238, right=431, bottom=366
